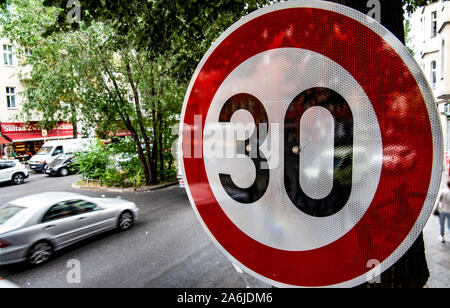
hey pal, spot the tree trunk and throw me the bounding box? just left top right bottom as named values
left=125, top=118, right=152, bottom=186
left=325, top=0, right=429, bottom=288
left=157, top=111, right=164, bottom=181
left=125, top=61, right=155, bottom=184
left=150, top=109, right=159, bottom=185
left=71, top=104, right=78, bottom=139
left=71, top=118, right=78, bottom=139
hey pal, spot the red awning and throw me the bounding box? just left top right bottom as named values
left=1, top=122, right=76, bottom=143
left=0, top=136, right=11, bottom=144
left=4, top=131, right=74, bottom=142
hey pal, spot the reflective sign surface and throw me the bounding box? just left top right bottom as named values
left=180, top=0, right=443, bottom=288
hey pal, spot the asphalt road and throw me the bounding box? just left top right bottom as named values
left=0, top=173, right=268, bottom=288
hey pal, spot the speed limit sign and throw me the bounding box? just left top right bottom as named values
left=180, top=0, right=443, bottom=287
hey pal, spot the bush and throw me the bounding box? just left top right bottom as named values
left=74, top=140, right=110, bottom=180
left=74, top=139, right=145, bottom=187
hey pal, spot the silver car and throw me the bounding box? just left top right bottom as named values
left=0, top=192, right=139, bottom=266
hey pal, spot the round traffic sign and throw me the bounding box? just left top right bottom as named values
left=180, top=0, right=443, bottom=288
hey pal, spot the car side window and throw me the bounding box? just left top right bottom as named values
left=42, top=202, right=74, bottom=223
left=53, top=146, right=63, bottom=156
left=0, top=162, right=15, bottom=170
left=67, top=200, right=99, bottom=215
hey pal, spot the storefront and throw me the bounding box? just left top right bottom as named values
left=0, top=122, right=75, bottom=160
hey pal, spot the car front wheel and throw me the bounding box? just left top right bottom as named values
left=118, top=211, right=134, bottom=231
left=59, top=168, right=69, bottom=177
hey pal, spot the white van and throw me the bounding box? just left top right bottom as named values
left=28, top=139, right=91, bottom=172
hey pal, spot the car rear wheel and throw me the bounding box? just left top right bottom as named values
left=12, top=173, right=25, bottom=185
left=28, top=241, right=53, bottom=266
left=59, top=168, right=69, bottom=177
left=118, top=211, right=134, bottom=231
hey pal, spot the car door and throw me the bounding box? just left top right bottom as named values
left=66, top=199, right=112, bottom=239
left=47, top=146, right=63, bottom=165
left=0, top=162, right=7, bottom=182
left=39, top=201, right=84, bottom=249
left=0, top=162, right=14, bottom=183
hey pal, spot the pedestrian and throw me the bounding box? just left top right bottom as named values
left=4, top=145, right=11, bottom=158
left=435, top=181, right=450, bottom=243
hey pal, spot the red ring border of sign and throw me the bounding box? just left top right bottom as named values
left=181, top=1, right=443, bottom=288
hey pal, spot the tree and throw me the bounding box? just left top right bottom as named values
left=1, top=0, right=187, bottom=185
left=27, top=0, right=438, bottom=83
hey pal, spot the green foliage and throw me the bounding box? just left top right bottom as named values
left=404, top=18, right=415, bottom=56
left=73, top=140, right=110, bottom=180
left=404, top=0, right=439, bottom=14
left=74, top=138, right=149, bottom=188
left=1, top=0, right=186, bottom=185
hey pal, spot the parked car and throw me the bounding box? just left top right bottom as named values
left=0, top=192, right=139, bottom=266
left=0, top=160, right=29, bottom=186
left=44, top=154, right=76, bottom=177
left=29, top=139, right=93, bottom=172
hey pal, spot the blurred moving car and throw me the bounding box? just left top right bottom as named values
left=0, top=192, right=139, bottom=266
left=0, top=160, right=29, bottom=186
left=0, top=278, right=19, bottom=288
left=44, top=154, right=76, bottom=177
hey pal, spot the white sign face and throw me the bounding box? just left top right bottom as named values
left=180, top=0, right=443, bottom=288
left=203, top=48, right=383, bottom=252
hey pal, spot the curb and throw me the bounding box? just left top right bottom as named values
left=72, top=181, right=178, bottom=193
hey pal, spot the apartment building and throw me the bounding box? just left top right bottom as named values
left=410, top=0, right=450, bottom=158
left=0, top=37, right=75, bottom=158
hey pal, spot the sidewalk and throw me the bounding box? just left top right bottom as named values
left=424, top=211, right=450, bottom=287
left=424, top=175, right=450, bottom=288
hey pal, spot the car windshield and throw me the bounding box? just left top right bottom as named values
left=36, top=146, right=54, bottom=155
left=0, top=205, right=26, bottom=225
left=58, top=154, right=73, bottom=160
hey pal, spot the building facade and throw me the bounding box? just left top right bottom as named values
left=410, top=0, right=450, bottom=163
left=0, top=37, right=75, bottom=159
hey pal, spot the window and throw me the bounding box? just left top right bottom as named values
left=37, top=146, right=53, bottom=155
left=442, top=40, right=445, bottom=80
left=42, top=202, right=73, bottom=223
left=431, top=61, right=437, bottom=89
left=52, top=146, right=63, bottom=156
left=41, top=199, right=99, bottom=223
left=6, top=87, right=16, bottom=108
left=0, top=205, right=25, bottom=225
left=67, top=200, right=99, bottom=214
left=0, top=162, right=15, bottom=170
left=431, top=11, right=437, bottom=38
left=447, top=118, right=450, bottom=152
left=3, top=45, right=13, bottom=65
